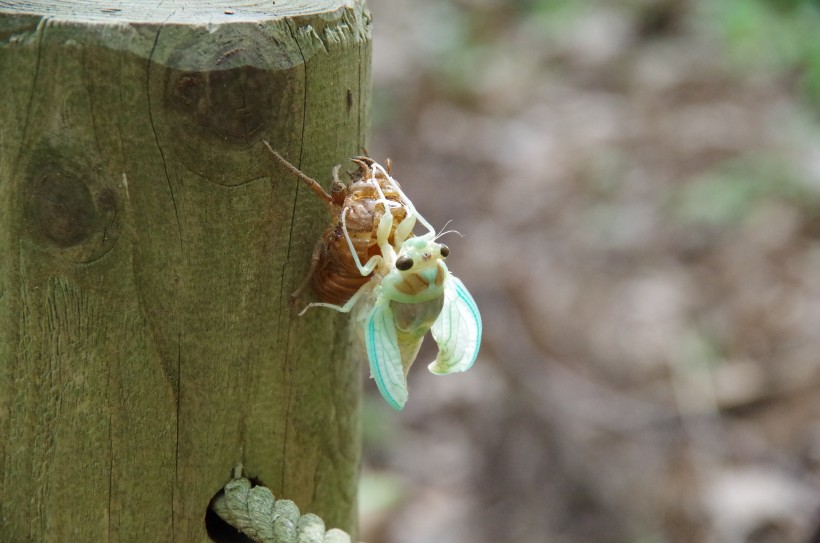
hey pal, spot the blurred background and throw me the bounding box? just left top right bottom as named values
left=358, top=1, right=820, bottom=542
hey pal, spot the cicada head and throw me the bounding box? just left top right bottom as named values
left=394, top=235, right=449, bottom=274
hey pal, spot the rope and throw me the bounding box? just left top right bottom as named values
left=211, top=466, right=354, bottom=543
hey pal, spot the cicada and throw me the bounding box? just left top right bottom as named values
left=363, top=225, right=482, bottom=411
left=266, top=142, right=482, bottom=410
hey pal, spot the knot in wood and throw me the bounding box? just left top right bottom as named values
left=23, top=153, right=120, bottom=262
left=164, top=54, right=274, bottom=145
left=29, top=169, right=97, bottom=248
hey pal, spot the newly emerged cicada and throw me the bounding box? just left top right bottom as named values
left=266, top=142, right=482, bottom=410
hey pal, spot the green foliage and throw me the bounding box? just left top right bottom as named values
left=673, top=156, right=817, bottom=227
left=358, top=472, right=405, bottom=517
left=707, top=0, right=820, bottom=107
left=527, top=0, right=589, bottom=29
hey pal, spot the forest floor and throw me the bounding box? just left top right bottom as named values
left=360, top=1, right=820, bottom=542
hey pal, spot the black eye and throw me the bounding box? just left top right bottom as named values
left=439, top=244, right=450, bottom=258
left=396, top=256, right=413, bottom=271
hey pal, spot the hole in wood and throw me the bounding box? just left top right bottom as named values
left=204, top=495, right=254, bottom=543
left=204, top=473, right=266, bottom=543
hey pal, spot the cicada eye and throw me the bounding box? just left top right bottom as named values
left=396, top=255, right=413, bottom=271
left=439, top=244, right=450, bottom=258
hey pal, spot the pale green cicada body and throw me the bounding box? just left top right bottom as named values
left=365, top=242, right=482, bottom=410
left=297, top=159, right=482, bottom=410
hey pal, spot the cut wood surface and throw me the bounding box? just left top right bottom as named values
left=0, top=1, right=370, bottom=541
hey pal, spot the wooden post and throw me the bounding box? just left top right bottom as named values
left=0, top=1, right=370, bottom=541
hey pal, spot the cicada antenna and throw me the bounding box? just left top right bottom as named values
left=434, top=220, right=463, bottom=241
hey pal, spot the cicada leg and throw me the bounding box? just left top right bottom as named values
left=298, top=280, right=375, bottom=316
left=365, top=171, right=416, bottom=244
left=384, top=174, right=436, bottom=237
left=372, top=201, right=399, bottom=263
left=263, top=140, right=336, bottom=215
left=368, top=166, right=405, bottom=217
left=290, top=238, right=325, bottom=308
left=341, top=206, right=391, bottom=277
left=395, top=212, right=416, bottom=245
left=369, top=161, right=435, bottom=239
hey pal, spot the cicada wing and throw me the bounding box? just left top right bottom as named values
left=429, top=275, right=482, bottom=375
left=365, top=301, right=409, bottom=410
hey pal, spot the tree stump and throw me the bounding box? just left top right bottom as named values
left=0, top=1, right=370, bottom=541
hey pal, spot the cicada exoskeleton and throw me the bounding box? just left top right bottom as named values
left=264, top=141, right=409, bottom=308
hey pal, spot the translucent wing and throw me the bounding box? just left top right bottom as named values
left=365, top=301, right=408, bottom=410
left=429, top=275, right=482, bottom=375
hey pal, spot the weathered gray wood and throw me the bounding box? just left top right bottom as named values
left=0, top=1, right=370, bottom=541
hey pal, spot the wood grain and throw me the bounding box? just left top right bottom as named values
left=0, top=1, right=370, bottom=540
